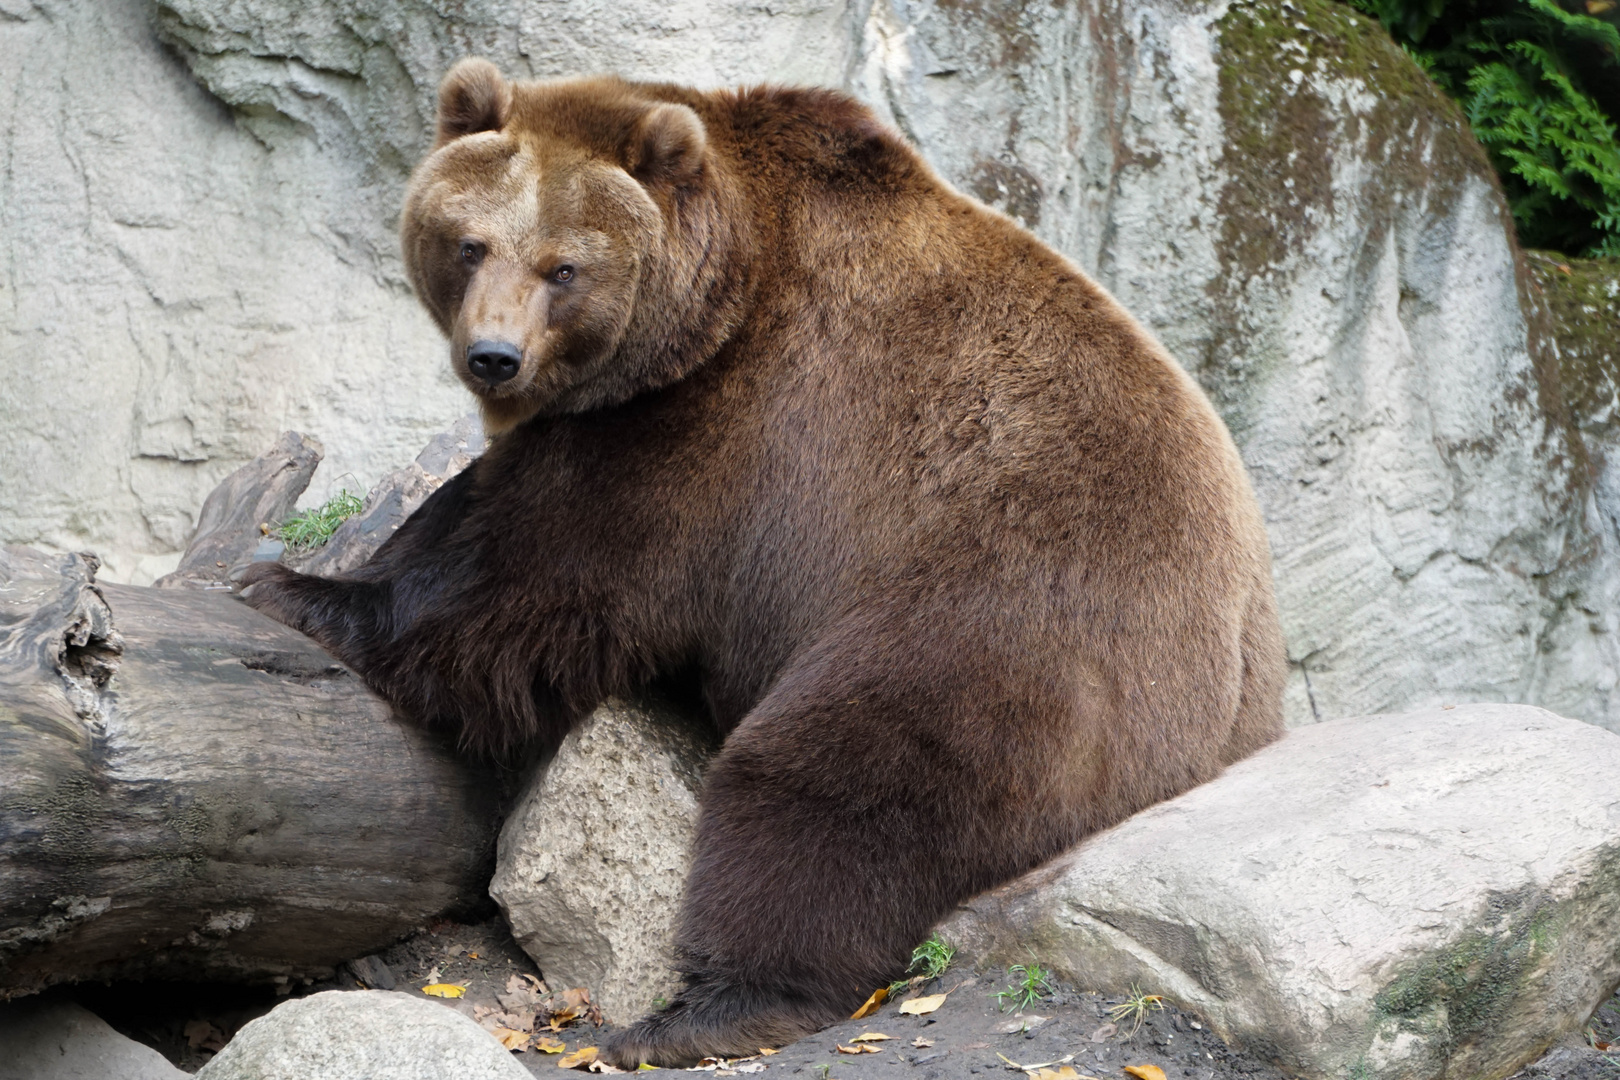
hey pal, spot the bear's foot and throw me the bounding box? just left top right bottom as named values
left=600, top=982, right=838, bottom=1069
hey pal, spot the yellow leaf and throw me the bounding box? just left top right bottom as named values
left=559, top=1047, right=599, bottom=1069
left=536, top=1038, right=567, bottom=1054
left=850, top=1032, right=893, bottom=1043
left=422, top=983, right=467, bottom=999
left=639, top=1065, right=660, bottom=1071
left=493, top=1027, right=529, bottom=1050
left=836, top=1044, right=882, bottom=1054
left=758, top=1049, right=779, bottom=1056
left=850, top=987, right=889, bottom=1019
left=898, top=994, right=946, bottom=1015
left=468, top=952, right=481, bottom=960
left=1123, top=1067, right=1167, bottom=1080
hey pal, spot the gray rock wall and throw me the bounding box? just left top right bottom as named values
left=5, top=0, right=1619, bottom=729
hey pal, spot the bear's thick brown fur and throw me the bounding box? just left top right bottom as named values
left=237, top=59, right=1286, bottom=1068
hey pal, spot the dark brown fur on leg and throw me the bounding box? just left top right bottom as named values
left=603, top=978, right=838, bottom=1068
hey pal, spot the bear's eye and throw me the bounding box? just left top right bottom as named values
left=459, top=241, right=485, bottom=267
left=552, top=265, right=575, bottom=283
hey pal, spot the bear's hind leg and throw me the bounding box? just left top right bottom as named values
left=601, top=646, right=1074, bottom=1068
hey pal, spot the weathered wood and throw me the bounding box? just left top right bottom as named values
left=156, top=431, right=323, bottom=589
left=0, top=545, right=502, bottom=998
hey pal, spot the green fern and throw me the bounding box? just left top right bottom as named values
left=1341, top=0, right=1620, bottom=256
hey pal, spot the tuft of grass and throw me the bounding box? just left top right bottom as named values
left=1107, top=986, right=1166, bottom=1037
left=889, top=933, right=957, bottom=994
left=276, top=490, right=363, bottom=551
left=995, top=960, right=1051, bottom=1012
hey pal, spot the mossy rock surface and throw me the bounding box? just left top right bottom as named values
left=1525, top=252, right=1620, bottom=440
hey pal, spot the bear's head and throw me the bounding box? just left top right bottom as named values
left=402, top=60, right=749, bottom=433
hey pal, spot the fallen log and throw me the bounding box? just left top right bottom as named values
left=0, top=544, right=503, bottom=998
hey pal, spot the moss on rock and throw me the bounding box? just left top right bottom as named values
left=1214, top=0, right=1483, bottom=283
left=1524, top=251, right=1620, bottom=441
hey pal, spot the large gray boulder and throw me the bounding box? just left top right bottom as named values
left=0, top=998, right=187, bottom=1080
left=194, top=990, right=530, bottom=1080
left=940, top=704, right=1620, bottom=1080
left=489, top=698, right=714, bottom=1024
left=5, top=0, right=1620, bottom=732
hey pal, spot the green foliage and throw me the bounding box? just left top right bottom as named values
left=1106, top=987, right=1166, bottom=1037
left=907, top=934, right=955, bottom=981
left=276, top=490, right=363, bottom=551
left=995, top=961, right=1052, bottom=1012
left=887, top=933, right=955, bottom=995
left=1346, top=0, right=1620, bottom=255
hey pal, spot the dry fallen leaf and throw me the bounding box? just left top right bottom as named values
left=1123, top=1066, right=1167, bottom=1080
left=493, top=1026, right=529, bottom=1050
left=559, top=1046, right=599, bottom=1069
left=836, top=1044, right=882, bottom=1055
left=589, top=1061, right=627, bottom=1073
left=850, top=987, right=889, bottom=1019
left=898, top=994, right=946, bottom=1015
left=422, top=983, right=467, bottom=999
left=182, top=1020, right=227, bottom=1052
left=1033, top=1069, right=1079, bottom=1080
left=758, top=1049, right=779, bottom=1056
left=912, top=1038, right=934, bottom=1049
left=536, top=1037, right=567, bottom=1054
left=850, top=1032, right=893, bottom=1043
left=550, top=988, right=603, bottom=1030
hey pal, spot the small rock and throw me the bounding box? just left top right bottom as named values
left=489, top=697, right=716, bottom=1024
left=0, top=997, right=186, bottom=1080
left=345, top=954, right=396, bottom=990
left=193, top=990, right=527, bottom=1079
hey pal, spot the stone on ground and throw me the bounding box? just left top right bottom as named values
left=0, top=998, right=186, bottom=1080
left=942, top=704, right=1620, bottom=1080
left=490, top=698, right=714, bottom=1024
left=193, top=990, right=528, bottom=1079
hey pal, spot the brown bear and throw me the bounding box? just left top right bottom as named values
left=235, top=58, right=1286, bottom=1068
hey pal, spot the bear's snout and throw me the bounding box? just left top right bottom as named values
left=466, top=339, right=523, bottom=386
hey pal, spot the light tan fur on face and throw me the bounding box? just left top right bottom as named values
left=403, top=126, right=664, bottom=433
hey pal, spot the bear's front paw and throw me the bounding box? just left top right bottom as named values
left=229, top=561, right=309, bottom=628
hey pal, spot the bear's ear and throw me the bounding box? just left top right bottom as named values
left=628, top=103, right=707, bottom=187
left=435, top=58, right=511, bottom=148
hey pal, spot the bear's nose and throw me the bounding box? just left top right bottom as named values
left=467, top=340, right=522, bottom=385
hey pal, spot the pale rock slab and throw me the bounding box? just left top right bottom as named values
left=490, top=698, right=715, bottom=1024
left=940, top=704, right=1620, bottom=1080
left=0, top=998, right=187, bottom=1080
left=194, top=990, right=530, bottom=1080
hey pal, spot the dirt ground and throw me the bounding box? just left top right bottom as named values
left=69, top=917, right=1620, bottom=1080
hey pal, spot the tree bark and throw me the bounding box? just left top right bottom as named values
left=0, top=544, right=503, bottom=999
